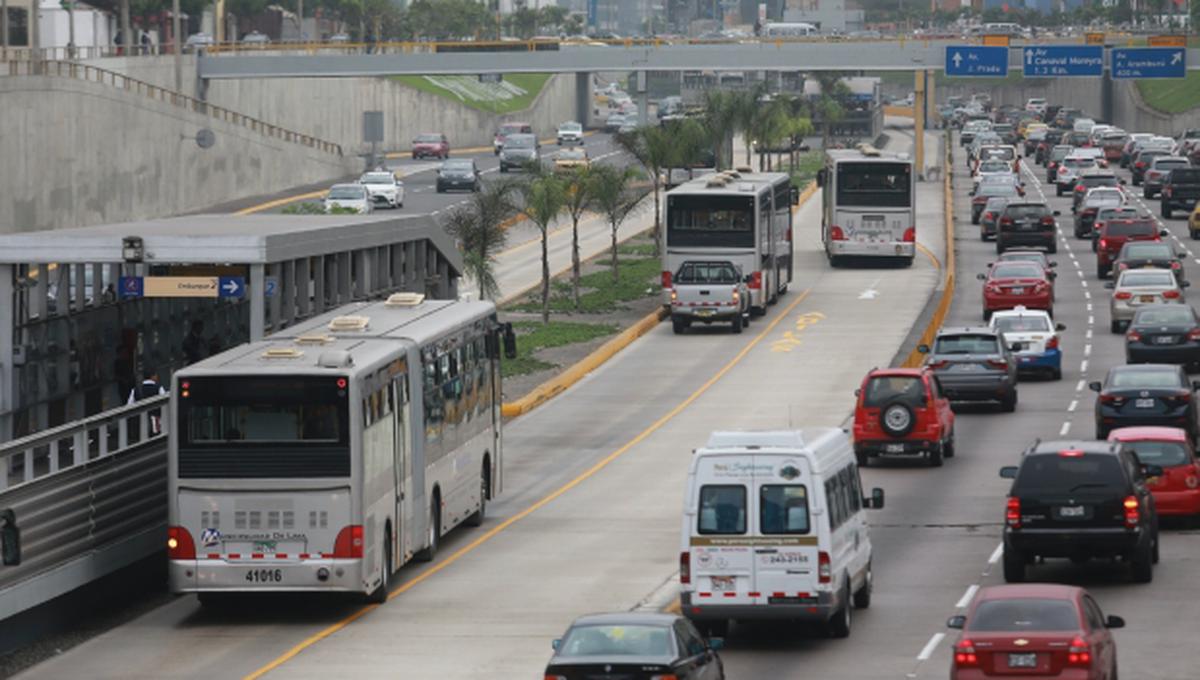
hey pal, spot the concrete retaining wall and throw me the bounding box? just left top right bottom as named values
left=0, top=76, right=356, bottom=233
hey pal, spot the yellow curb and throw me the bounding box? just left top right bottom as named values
left=499, top=177, right=820, bottom=419
left=901, top=136, right=956, bottom=368
left=501, top=307, right=668, bottom=418
left=235, top=190, right=327, bottom=215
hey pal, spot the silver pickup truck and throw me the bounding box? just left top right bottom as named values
left=669, top=261, right=752, bottom=335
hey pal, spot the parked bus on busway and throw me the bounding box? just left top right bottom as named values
left=662, top=170, right=799, bottom=317
left=818, top=145, right=916, bottom=267
left=762, top=22, right=819, bottom=38
left=166, top=293, right=516, bottom=604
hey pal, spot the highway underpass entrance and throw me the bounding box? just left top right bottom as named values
left=0, top=213, right=462, bottom=442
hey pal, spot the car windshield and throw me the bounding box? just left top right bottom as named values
left=985, top=197, right=1009, bottom=210
left=1014, top=453, right=1126, bottom=493
left=995, top=316, right=1051, bottom=333
left=675, top=261, right=740, bottom=284
left=968, top=599, right=1080, bottom=632
left=1124, top=244, right=1171, bottom=258
left=982, top=148, right=1014, bottom=161
left=1170, top=169, right=1200, bottom=183
left=1105, top=220, right=1156, bottom=236
left=1109, top=368, right=1183, bottom=389
left=1153, top=160, right=1189, bottom=170
left=415, top=134, right=442, bottom=143
left=558, top=624, right=673, bottom=657
left=1087, top=194, right=1123, bottom=208
left=1063, top=158, right=1094, bottom=168
left=559, top=122, right=582, bottom=132
left=1133, top=306, right=1193, bottom=325
left=360, top=173, right=393, bottom=184
left=506, top=135, right=535, bottom=149
left=979, top=185, right=1019, bottom=198
left=442, top=160, right=472, bottom=171
left=1124, top=440, right=1190, bottom=467
left=1082, top=176, right=1118, bottom=187
left=1005, top=205, right=1048, bottom=219
left=1118, top=271, right=1174, bottom=287
left=979, top=161, right=1010, bottom=173
left=327, top=187, right=363, bottom=199
left=992, top=263, right=1043, bottom=279
left=863, top=375, right=924, bottom=407
left=1050, top=148, right=1072, bottom=160
left=934, top=334, right=999, bottom=355
left=1098, top=208, right=1140, bottom=221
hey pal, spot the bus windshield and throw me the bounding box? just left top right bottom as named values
left=836, top=162, right=912, bottom=208
left=667, top=194, right=755, bottom=248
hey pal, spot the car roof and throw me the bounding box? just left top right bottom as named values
left=569, top=612, right=680, bottom=627
left=1108, top=426, right=1190, bottom=442
left=976, top=584, right=1082, bottom=602
left=991, top=306, right=1050, bottom=319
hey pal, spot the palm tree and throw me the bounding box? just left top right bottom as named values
left=519, top=167, right=567, bottom=323
left=442, top=180, right=519, bottom=301
left=614, top=120, right=704, bottom=256
left=699, top=90, right=740, bottom=171
left=560, top=166, right=595, bottom=311
left=733, top=86, right=767, bottom=167
left=809, top=72, right=849, bottom=150
left=589, top=164, right=644, bottom=284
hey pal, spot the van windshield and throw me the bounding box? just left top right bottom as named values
left=760, top=485, right=810, bottom=534
left=698, top=485, right=746, bottom=535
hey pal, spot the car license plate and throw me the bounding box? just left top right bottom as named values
left=1010, top=287, right=1025, bottom=295
left=1008, top=653, right=1038, bottom=669
left=710, top=576, right=735, bottom=592
left=1136, top=398, right=1156, bottom=408
left=1140, top=295, right=1156, bottom=303
left=950, top=363, right=983, bottom=372
left=1154, top=336, right=1178, bottom=345
left=1018, top=222, right=1034, bottom=230
left=695, top=309, right=714, bottom=317
left=1057, top=505, right=1086, bottom=518
left=885, top=443, right=905, bottom=453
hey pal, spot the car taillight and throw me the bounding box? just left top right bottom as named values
left=954, top=638, right=979, bottom=667
left=983, top=211, right=994, bottom=221
left=1164, top=290, right=1182, bottom=299
left=1068, top=637, right=1092, bottom=666
left=1099, top=238, right=1108, bottom=250
left=1075, top=184, right=1086, bottom=192
left=748, top=271, right=762, bottom=290
left=1123, top=495, right=1140, bottom=528
left=985, top=283, right=1001, bottom=293
left=1046, top=335, right=1060, bottom=349
left=1041, top=216, right=1055, bottom=226
left=1006, top=497, right=1021, bottom=529
left=1165, top=186, right=1174, bottom=197
left=928, top=360, right=950, bottom=370
left=661, top=271, right=672, bottom=289
left=680, top=551, right=690, bottom=584
left=903, top=227, right=915, bottom=242
left=999, top=217, right=1013, bottom=226
left=1114, top=291, right=1133, bottom=300
left=1136, top=161, right=1146, bottom=168
left=731, top=288, right=740, bottom=303
left=167, top=526, right=196, bottom=560
left=1100, top=394, right=1127, bottom=406
left=818, top=551, right=831, bottom=584
left=1127, top=329, right=1142, bottom=342
left=1172, top=261, right=1182, bottom=269
left=986, top=359, right=1008, bottom=370
left=333, top=525, right=364, bottom=559
left=831, top=225, right=846, bottom=241
left=1188, top=328, right=1200, bottom=341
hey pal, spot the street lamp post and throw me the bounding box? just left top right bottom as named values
left=62, top=0, right=75, bottom=58
left=172, top=0, right=181, bottom=92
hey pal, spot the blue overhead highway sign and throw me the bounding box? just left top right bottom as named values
left=944, top=46, right=1009, bottom=77
left=1022, top=45, right=1103, bottom=77
left=1111, top=47, right=1186, bottom=79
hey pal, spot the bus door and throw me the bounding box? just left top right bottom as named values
left=489, top=341, right=504, bottom=496
left=392, top=374, right=413, bottom=562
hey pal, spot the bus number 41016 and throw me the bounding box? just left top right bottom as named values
left=246, top=569, right=283, bottom=583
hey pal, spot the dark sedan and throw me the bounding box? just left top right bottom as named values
left=435, top=158, right=480, bottom=193
left=1126, top=305, right=1200, bottom=369
left=1091, top=364, right=1200, bottom=441
left=1113, top=241, right=1185, bottom=281
left=545, top=612, right=725, bottom=680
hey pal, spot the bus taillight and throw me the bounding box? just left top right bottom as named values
left=903, top=227, right=916, bottom=242
left=661, top=271, right=672, bottom=289
left=167, top=526, right=196, bottom=560
left=748, top=271, right=763, bottom=290
left=830, top=226, right=846, bottom=241
left=333, top=525, right=364, bottom=559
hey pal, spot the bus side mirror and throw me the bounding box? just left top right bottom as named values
left=1, top=509, right=20, bottom=567
left=502, top=323, right=518, bottom=360
left=791, top=187, right=800, bottom=205
left=816, top=168, right=826, bottom=187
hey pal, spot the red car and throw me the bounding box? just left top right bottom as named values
left=947, top=584, right=1123, bottom=680
left=411, top=133, right=450, bottom=159
left=1095, top=217, right=1167, bottom=278
left=979, top=261, right=1053, bottom=320
left=852, top=367, right=955, bottom=467
left=1109, top=426, right=1200, bottom=518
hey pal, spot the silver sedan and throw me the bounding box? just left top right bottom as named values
left=1107, top=269, right=1189, bottom=332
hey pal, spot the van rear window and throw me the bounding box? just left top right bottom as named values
left=760, top=485, right=810, bottom=534
left=698, top=485, right=746, bottom=535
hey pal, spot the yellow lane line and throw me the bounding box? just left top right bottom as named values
left=235, top=190, right=328, bottom=216
left=243, top=287, right=813, bottom=680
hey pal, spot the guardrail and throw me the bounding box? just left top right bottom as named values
left=0, top=397, right=169, bottom=620
left=3, top=59, right=344, bottom=156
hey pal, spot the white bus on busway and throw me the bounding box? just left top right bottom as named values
left=166, top=293, right=516, bottom=604
left=762, top=22, right=819, bottom=37
left=818, top=145, right=916, bottom=267
left=663, top=170, right=797, bottom=316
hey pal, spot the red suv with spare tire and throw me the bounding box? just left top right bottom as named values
left=853, top=367, right=956, bottom=468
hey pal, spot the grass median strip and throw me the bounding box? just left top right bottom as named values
left=1136, top=72, right=1200, bottom=115
left=392, top=74, right=551, bottom=115
left=503, top=321, right=618, bottom=378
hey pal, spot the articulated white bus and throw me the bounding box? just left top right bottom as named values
left=167, top=293, right=515, bottom=603
left=818, top=146, right=916, bottom=267
left=762, top=22, right=819, bottom=37
left=663, top=171, right=797, bottom=315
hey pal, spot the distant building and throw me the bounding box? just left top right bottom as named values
left=781, top=0, right=864, bottom=33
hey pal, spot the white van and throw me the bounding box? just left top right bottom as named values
left=679, top=429, right=885, bottom=638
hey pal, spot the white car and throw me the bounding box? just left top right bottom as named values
left=324, top=183, right=373, bottom=214
left=1025, top=98, right=1047, bottom=115
left=359, top=171, right=404, bottom=209
left=989, top=306, right=1065, bottom=379
left=556, top=121, right=584, bottom=145
left=972, top=158, right=1018, bottom=188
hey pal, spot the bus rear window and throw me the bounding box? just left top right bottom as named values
left=667, top=195, right=754, bottom=248
left=836, top=162, right=912, bottom=208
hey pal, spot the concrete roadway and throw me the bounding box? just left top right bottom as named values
left=16, top=135, right=943, bottom=678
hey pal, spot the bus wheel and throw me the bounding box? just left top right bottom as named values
left=465, top=468, right=488, bottom=527
left=414, top=496, right=440, bottom=563
left=367, top=532, right=391, bottom=604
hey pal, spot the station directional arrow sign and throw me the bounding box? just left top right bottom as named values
left=1022, top=45, right=1103, bottom=77
left=218, top=276, right=246, bottom=298
left=944, top=46, right=1009, bottom=78
left=1111, top=47, right=1186, bottom=79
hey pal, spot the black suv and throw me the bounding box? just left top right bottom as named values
left=995, top=202, right=1059, bottom=254
left=1090, top=364, right=1200, bottom=440
left=1000, top=440, right=1161, bottom=584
